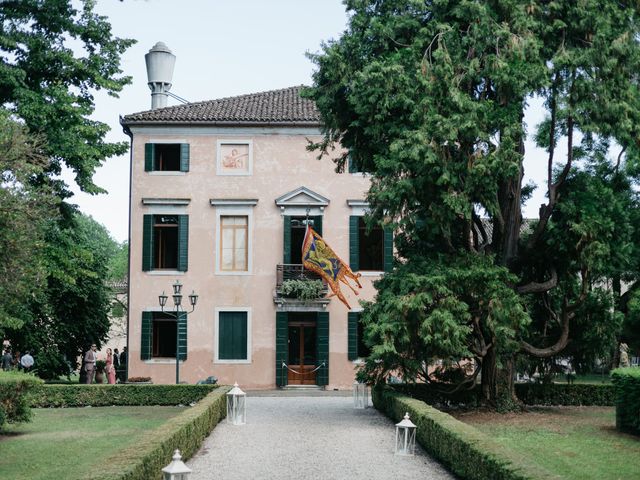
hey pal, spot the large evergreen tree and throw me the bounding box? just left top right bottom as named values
left=310, top=0, right=640, bottom=407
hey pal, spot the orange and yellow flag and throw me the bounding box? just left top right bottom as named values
left=301, top=227, right=362, bottom=309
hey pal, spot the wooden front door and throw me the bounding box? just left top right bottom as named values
left=287, top=320, right=317, bottom=385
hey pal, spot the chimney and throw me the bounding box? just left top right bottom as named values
left=145, top=42, right=176, bottom=110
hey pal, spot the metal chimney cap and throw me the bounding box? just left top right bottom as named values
left=148, top=41, right=172, bottom=54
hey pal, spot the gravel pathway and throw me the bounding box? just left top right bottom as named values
left=187, top=395, right=454, bottom=480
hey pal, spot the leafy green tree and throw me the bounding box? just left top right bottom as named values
left=0, top=0, right=134, bottom=194
left=10, top=214, right=118, bottom=380
left=310, top=0, right=640, bottom=407
left=0, top=111, right=58, bottom=334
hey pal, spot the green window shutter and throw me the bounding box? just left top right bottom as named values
left=316, top=312, right=329, bottom=386
left=180, top=143, right=190, bottom=172
left=144, top=143, right=155, bottom=172
left=177, top=215, right=189, bottom=272
left=383, top=227, right=393, bottom=273
left=313, top=216, right=323, bottom=236
left=283, top=216, right=292, bottom=264
left=218, top=312, right=247, bottom=360
left=142, top=215, right=154, bottom=271
left=349, top=216, right=359, bottom=272
left=348, top=312, right=358, bottom=360
left=275, top=312, right=288, bottom=386
left=141, top=312, right=153, bottom=360
left=177, top=312, right=187, bottom=360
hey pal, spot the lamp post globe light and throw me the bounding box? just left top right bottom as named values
left=394, top=412, right=417, bottom=456
left=159, top=280, right=198, bottom=384
left=162, top=449, right=192, bottom=480
left=226, top=382, right=247, bottom=425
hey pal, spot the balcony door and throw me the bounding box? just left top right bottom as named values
left=283, top=216, right=323, bottom=264
left=287, top=313, right=317, bottom=385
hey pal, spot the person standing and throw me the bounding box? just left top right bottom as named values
left=105, top=348, right=116, bottom=385
left=119, top=346, right=127, bottom=382
left=20, top=351, right=34, bottom=372
left=1, top=349, right=12, bottom=371
left=113, top=348, right=120, bottom=383
left=84, top=344, right=97, bottom=384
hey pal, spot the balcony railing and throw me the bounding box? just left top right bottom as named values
left=274, top=264, right=330, bottom=311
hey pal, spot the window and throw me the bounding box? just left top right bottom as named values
left=152, top=313, right=177, bottom=358
left=216, top=310, right=250, bottom=362
left=141, top=312, right=187, bottom=360
left=285, top=216, right=322, bottom=264
left=154, top=215, right=178, bottom=269
left=145, top=143, right=189, bottom=172
left=349, top=216, right=391, bottom=272
left=220, top=216, right=248, bottom=271
left=348, top=312, right=371, bottom=360
left=142, top=214, right=189, bottom=272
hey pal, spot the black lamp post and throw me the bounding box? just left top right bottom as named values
left=159, top=280, right=198, bottom=384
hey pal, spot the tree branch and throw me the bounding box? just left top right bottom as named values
left=517, top=268, right=558, bottom=294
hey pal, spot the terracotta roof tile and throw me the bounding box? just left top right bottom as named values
left=122, top=85, right=319, bottom=126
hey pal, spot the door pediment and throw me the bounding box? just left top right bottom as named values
left=275, top=186, right=329, bottom=216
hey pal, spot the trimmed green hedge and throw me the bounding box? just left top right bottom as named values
left=611, top=367, right=640, bottom=436
left=514, top=383, right=615, bottom=406
left=0, top=371, right=43, bottom=429
left=92, top=386, right=230, bottom=480
left=391, top=382, right=615, bottom=407
left=28, top=384, right=218, bottom=408
left=373, top=386, right=560, bottom=480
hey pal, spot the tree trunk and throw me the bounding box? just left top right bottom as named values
left=481, top=346, right=519, bottom=411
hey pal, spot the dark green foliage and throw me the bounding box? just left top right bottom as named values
left=611, top=367, right=640, bottom=435
left=0, top=371, right=43, bottom=429
left=0, top=0, right=135, bottom=195
left=9, top=213, right=118, bottom=380
left=28, top=384, right=218, bottom=408
left=373, top=386, right=559, bottom=480
left=391, top=383, right=615, bottom=407
left=310, top=0, right=640, bottom=407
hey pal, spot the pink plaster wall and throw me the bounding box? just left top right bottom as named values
left=128, top=129, right=380, bottom=389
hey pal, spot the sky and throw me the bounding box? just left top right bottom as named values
left=67, top=0, right=550, bottom=243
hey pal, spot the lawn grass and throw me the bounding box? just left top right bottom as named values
left=0, top=406, right=186, bottom=480
left=455, top=407, right=640, bottom=480
left=552, top=373, right=611, bottom=385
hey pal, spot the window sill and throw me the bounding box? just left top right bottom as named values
left=148, top=171, right=187, bottom=176
left=359, top=271, right=384, bottom=277
left=144, top=359, right=177, bottom=364
left=215, top=270, right=252, bottom=276
left=214, top=359, right=251, bottom=364
left=146, top=270, right=185, bottom=276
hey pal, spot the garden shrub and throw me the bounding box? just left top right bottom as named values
left=373, top=386, right=559, bottom=480
left=391, top=382, right=615, bottom=407
left=514, top=383, right=615, bottom=406
left=611, top=367, right=640, bottom=436
left=28, top=384, right=218, bottom=408
left=95, top=386, right=230, bottom=480
left=0, top=371, right=43, bottom=429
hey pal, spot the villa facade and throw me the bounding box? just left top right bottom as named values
left=120, top=86, right=391, bottom=388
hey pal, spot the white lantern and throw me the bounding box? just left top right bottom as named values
left=394, top=412, right=417, bottom=456
left=162, top=449, right=192, bottom=480
left=353, top=381, right=369, bottom=409
left=226, top=382, right=246, bottom=425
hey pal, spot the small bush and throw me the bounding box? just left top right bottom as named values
left=0, top=371, right=43, bottom=429
left=28, top=384, right=218, bottom=408
left=280, top=279, right=325, bottom=300
left=373, top=386, right=559, bottom=480
left=611, top=367, right=640, bottom=436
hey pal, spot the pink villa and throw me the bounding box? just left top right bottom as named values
left=119, top=43, right=392, bottom=389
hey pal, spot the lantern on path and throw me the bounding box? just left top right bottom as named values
left=353, top=381, right=369, bottom=409
left=162, top=449, right=192, bottom=480
left=394, top=412, right=417, bottom=456
left=226, top=382, right=246, bottom=425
